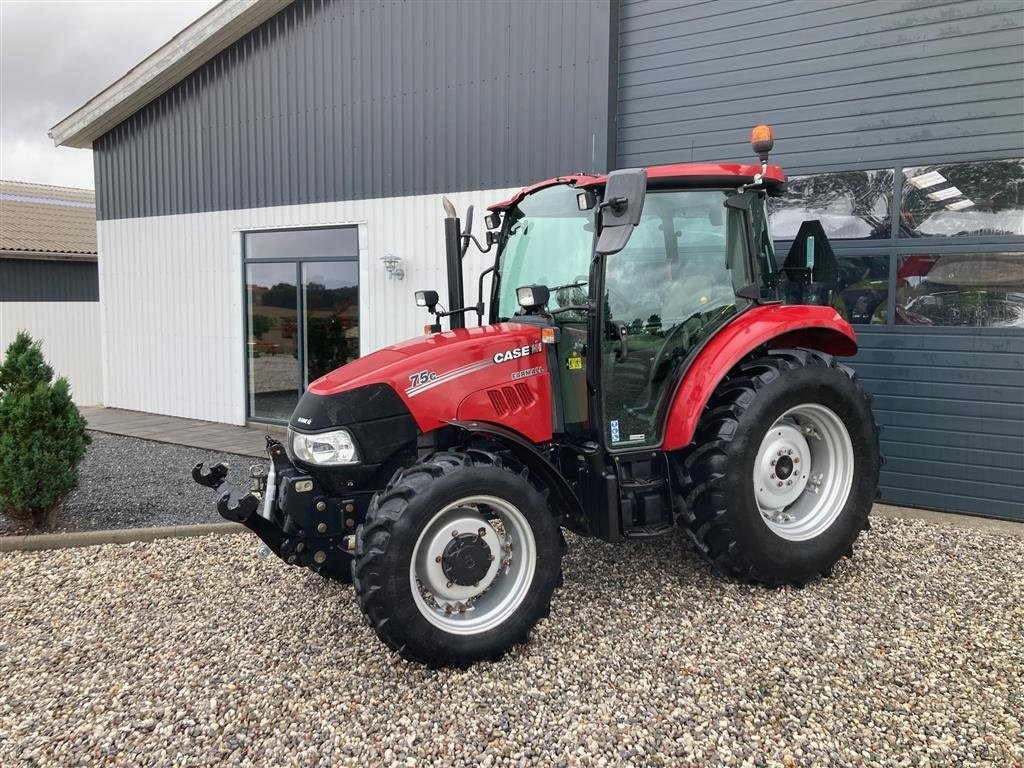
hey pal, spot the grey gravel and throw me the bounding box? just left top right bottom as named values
left=0, top=431, right=256, bottom=535
left=1, top=516, right=1021, bottom=767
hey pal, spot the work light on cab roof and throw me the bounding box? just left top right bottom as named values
left=193, top=126, right=880, bottom=668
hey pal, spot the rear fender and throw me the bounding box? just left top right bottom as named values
left=662, top=305, right=857, bottom=451
left=444, top=419, right=584, bottom=523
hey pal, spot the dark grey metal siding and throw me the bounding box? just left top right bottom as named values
left=616, top=0, right=1024, bottom=172
left=94, top=0, right=614, bottom=221
left=618, top=0, right=1024, bottom=519
left=0, top=259, right=99, bottom=302
left=855, top=328, right=1024, bottom=520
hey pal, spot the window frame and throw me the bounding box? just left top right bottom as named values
left=770, top=159, right=1024, bottom=333
left=241, top=224, right=361, bottom=425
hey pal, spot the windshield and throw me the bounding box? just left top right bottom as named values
left=494, top=185, right=595, bottom=320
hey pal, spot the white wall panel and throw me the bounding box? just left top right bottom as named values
left=0, top=302, right=103, bottom=405
left=96, top=187, right=516, bottom=424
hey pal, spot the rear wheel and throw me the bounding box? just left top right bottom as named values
left=352, top=449, right=562, bottom=667
left=674, top=348, right=880, bottom=586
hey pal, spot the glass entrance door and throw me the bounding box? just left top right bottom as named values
left=244, top=227, right=360, bottom=422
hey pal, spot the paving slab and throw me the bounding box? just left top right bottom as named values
left=79, top=406, right=267, bottom=457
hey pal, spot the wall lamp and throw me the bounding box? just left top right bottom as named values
left=381, top=253, right=405, bottom=280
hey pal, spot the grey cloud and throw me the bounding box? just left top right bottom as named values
left=1, top=0, right=218, bottom=188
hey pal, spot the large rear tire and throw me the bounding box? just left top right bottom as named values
left=352, top=449, right=562, bottom=667
left=673, top=348, right=880, bottom=586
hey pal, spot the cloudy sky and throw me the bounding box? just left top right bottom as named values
left=1, top=0, right=219, bottom=190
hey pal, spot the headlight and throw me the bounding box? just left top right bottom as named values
left=289, top=428, right=359, bottom=465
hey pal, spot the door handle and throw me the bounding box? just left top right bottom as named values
left=613, top=321, right=629, bottom=362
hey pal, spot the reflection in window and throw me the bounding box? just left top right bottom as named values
left=780, top=252, right=889, bottom=325
left=895, top=252, right=1024, bottom=327
left=901, top=159, right=1024, bottom=238
left=769, top=169, right=893, bottom=240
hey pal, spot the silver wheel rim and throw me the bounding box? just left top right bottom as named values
left=410, top=495, right=537, bottom=635
left=752, top=402, right=855, bottom=541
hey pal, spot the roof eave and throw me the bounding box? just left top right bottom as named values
left=48, top=0, right=291, bottom=149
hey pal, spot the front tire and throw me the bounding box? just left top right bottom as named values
left=352, top=449, right=562, bottom=667
left=674, top=348, right=880, bottom=586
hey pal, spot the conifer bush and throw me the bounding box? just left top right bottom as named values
left=0, top=331, right=90, bottom=530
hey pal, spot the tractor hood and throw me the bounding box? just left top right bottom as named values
left=292, top=322, right=555, bottom=443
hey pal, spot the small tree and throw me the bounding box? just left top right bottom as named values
left=0, top=332, right=90, bottom=530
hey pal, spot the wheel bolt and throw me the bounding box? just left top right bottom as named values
left=478, top=527, right=486, bottom=537
left=770, top=473, right=776, bottom=480
left=452, top=530, right=459, bottom=537
left=777, top=481, right=783, bottom=487
left=786, top=480, right=792, bottom=486
left=446, top=581, right=452, bottom=588
left=435, top=555, right=442, bottom=563
left=770, top=458, right=777, bottom=466
left=794, top=457, right=800, bottom=464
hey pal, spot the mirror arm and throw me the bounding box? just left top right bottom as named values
left=476, top=265, right=496, bottom=326
left=461, top=232, right=492, bottom=255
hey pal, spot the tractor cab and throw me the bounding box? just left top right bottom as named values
left=485, top=159, right=786, bottom=453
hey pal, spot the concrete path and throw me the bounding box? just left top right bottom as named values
left=79, top=405, right=279, bottom=457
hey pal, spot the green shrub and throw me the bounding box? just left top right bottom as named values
left=0, top=331, right=91, bottom=530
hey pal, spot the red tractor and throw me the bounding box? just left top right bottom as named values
left=194, top=127, right=880, bottom=667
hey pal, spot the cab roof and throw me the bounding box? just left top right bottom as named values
left=487, top=162, right=786, bottom=212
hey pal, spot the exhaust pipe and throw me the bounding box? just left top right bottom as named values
left=443, top=197, right=466, bottom=330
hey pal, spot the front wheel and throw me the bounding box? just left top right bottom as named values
left=352, top=449, right=562, bottom=667
left=674, top=348, right=880, bottom=586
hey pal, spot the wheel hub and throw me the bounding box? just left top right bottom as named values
left=754, top=424, right=810, bottom=513
left=441, top=533, right=493, bottom=586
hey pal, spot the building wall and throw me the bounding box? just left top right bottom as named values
left=617, top=0, right=1024, bottom=520
left=0, top=301, right=103, bottom=405
left=93, top=0, right=614, bottom=221
left=96, top=187, right=514, bottom=424
left=616, top=0, right=1024, bottom=172
left=0, top=259, right=98, bottom=301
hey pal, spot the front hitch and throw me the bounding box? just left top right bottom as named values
left=191, top=435, right=363, bottom=579
left=191, top=461, right=263, bottom=523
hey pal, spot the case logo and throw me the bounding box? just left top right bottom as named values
left=492, top=342, right=542, bottom=364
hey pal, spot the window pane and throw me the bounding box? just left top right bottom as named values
left=896, top=252, right=1024, bottom=327
left=496, top=185, right=595, bottom=320
left=302, top=261, right=360, bottom=386
left=246, top=262, right=299, bottom=420
left=769, top=169, right=893, bottom=240
left=781, top=254, right=890, bottom=325
left=900, top=159, right=1024, bottom=238
left=246, top=227, right=359, bottom=259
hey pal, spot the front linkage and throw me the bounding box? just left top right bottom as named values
left=192, top=436, right=355, bottom=581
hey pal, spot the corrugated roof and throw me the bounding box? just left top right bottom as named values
left=0, top=180, right=97, bottom=259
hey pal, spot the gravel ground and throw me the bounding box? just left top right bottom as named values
left=1, top=516, right=1021, bottom=767
left=0, top=432, right=257, bottom=535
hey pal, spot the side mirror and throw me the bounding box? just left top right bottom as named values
left=595, top=168, right=648, bottom=256
left=415, top=290, right=439, bottom=312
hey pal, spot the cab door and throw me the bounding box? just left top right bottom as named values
left=596, top=190, right=753, bottom=450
